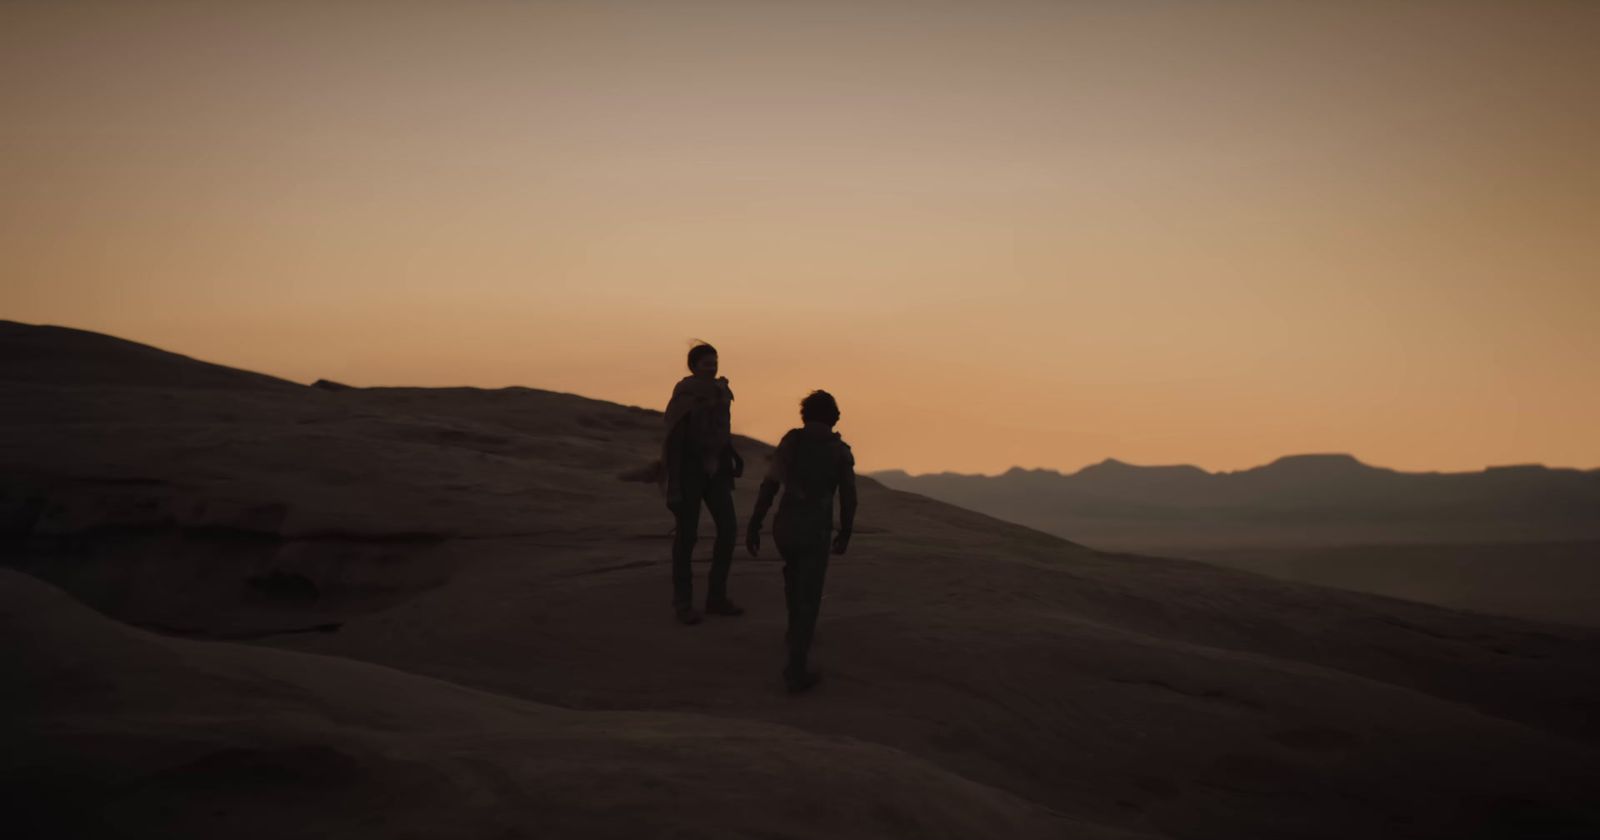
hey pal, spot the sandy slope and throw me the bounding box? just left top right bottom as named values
left=1179, top=541, right=1600, bottom=628
left=2, top=570, right=1099, bottom=840
left=4, top=321, right=1599, bottom=839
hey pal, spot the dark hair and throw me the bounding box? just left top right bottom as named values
left=800, top=390, right=840, bottom=425
left=686, top=342, right=718, bottom=372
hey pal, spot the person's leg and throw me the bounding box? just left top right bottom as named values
left=776, top=518, right=802, bottom=646
left=781, top=548, right=801, bottom=649
left=808, top=551, right=831, bottom=642
left=703, top=472, right=740, bottom=612
left=670, top=469, right=707, bottom=618
left=786, top=554, right=821, bottom=664
left=782, top=540, right=829, bottom=691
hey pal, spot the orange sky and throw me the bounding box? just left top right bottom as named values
left=3, top=1, right=1597, bottom=474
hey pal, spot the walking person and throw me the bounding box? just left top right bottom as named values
left=745, top=390, right=857, bottom=693
left=661, top=342, right=745, bottom=625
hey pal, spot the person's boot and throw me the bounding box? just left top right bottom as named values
left=675, top=603, right=702, bottom=625
left=705, top=597, right=744, bottom=616
left=783, top=656, right=820, bottom=694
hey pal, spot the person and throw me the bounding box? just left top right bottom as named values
left=745, top=390, right=857, bottom=694
left=660, top=342, right=745, bottom=625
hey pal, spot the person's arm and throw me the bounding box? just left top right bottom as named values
left=746, top=478, right=779, bottom=557
left=658, top=384, right=692, bottom=509
left=746, top=432, right=792, bottom=556
left=833, top=444, right=857, bottom=555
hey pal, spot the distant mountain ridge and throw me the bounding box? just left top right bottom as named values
left=872, top=454, right=1600, bottom=551
left=880, top=452, right=1595, bottom=484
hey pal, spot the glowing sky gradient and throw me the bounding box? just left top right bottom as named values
left=4, top=1, right=1598, bottom=474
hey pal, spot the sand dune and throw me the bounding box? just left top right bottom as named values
left=2, top=570, right=1097, bottom=840
left=3, top=320, right=1598, bottom=839
left=1178, top=541, right=1600, bottom=628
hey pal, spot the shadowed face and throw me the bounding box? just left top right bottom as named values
left=693, top=353, right=718, bottom=379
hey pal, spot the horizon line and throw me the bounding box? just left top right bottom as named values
left=8, top=319, right=1595, bottom=478
left=871, top=454, right=1600, bottom=480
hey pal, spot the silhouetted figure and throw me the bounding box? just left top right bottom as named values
left=661, top=343, right=745, bottom=625
left=746, top=390, right=857, bottom=693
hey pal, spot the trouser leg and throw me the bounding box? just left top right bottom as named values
left=783, top=547, right=830, bottom=671
left=703, top=474, right=737, bottom=604
left=670, top=471, right=706, bottom=608
left=670, top=505, right=698, bottom=607
left=782, top=557, right=800, bottom=648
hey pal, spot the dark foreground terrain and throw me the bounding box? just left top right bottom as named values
left=4, top=321, right=1598, bottom=839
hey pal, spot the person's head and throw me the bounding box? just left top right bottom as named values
left=686, top=342, right=718, bottom=378
left=800, top=390, right=840, bottom=427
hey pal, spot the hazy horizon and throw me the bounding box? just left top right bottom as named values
left=15, top=316, right=1598, bottom=477
left=872, top=452, right=1600, bottom=478
left=5, top=1, right=1598, bottom=475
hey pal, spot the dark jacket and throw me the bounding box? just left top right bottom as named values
left=763, top=423, right=857, bottom=552
left=660, top=375, right=740, bottom=509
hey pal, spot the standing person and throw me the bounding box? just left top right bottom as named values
left=661, top=342, right=745, bottom=625
left=745, top=390, right=857, bottom=694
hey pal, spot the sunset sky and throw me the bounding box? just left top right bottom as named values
left=4, top=1, right=1597, bottom=474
